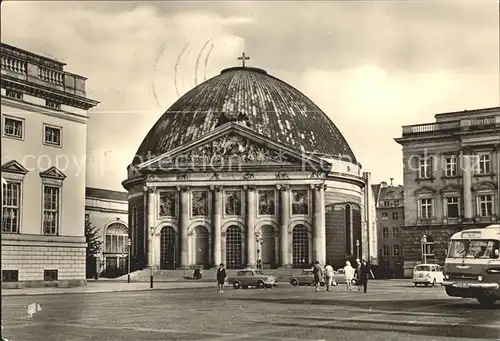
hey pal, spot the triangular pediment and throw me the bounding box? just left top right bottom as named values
left=1, top=160, right=29, bottom=175
left=139, top=122, right=331, bottom=172
left=414, top=186, right=436, bottom=195
left=440, top=184, right=461, bottom=193
left=39, top=166, right=67, bottom=180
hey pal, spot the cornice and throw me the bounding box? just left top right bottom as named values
left=1, top=75, right=99, bottom=110
left=1, top=97, right=88, bottom=124
left=85, top=206, right=128, bottom=214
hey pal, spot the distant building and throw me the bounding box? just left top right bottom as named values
left=395, top=106, right=500, bottom=277
left=372, top=180, right=404, bottom=277
left=1, top=43, right=99, bottom=288
left=85, top=187, right=128, bottom=278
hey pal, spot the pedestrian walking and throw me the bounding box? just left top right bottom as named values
left=216, top=263, right=226, bottom=293
left=312, top=261, right=323, bottom=291
left=343, top=260, right=355, bottom=291
left=359, top=259, right=372, bottom=293
left=354, top=259, right=363, bottom=291
left=324, top=262, right=335, bottom=291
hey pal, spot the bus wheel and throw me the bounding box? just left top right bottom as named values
left=477, top=296, right=497, bottom=307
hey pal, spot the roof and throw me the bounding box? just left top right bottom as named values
left=85, top=187, right=128, bottom=201
left=134, top=66, right=356, bottom=164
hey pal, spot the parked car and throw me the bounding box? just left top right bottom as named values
left=333, top=269, right=347, bottom=284
left=289, top=269, right=326, bottom=286
left=227, top=269, right=278, bottom=289
left=413, top=264, right=445, bottom=287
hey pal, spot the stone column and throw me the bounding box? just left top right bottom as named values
left=211, top=185, right=223, bottom=267
left=320, top=184, right=326, bottom=264
left=245, top=186, right=256, bottom=267
left=145, top=186, right=156, bottom=267
left=279, top=185, right=290, bottom=267
left=462, top=149, right=473, bottom=220
left=312, top=184, right=325, bottom=264
left=178, top=186, right=190, bottom=269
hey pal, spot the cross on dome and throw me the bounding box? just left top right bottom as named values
left=237, top=52, right=250, bottom=67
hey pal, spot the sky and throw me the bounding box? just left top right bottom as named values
left=2, top=1, right=499, bottom=191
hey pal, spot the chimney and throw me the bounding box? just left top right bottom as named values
left=390, top=178, right=394, bottom=186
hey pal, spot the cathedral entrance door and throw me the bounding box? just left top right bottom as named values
left=292, top=225, right=309, bottom=268
left=226, top=225, right=242, bottom=269
left=259, top=225, right=276, bottom=267
left=194, top=226, right=209, bottom=267
left=160, top=227, right=177, bottom=270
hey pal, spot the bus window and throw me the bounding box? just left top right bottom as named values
left=447, top=239, right=499, bottom=259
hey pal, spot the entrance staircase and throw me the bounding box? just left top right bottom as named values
left=117, top=267, right=305, bottom=282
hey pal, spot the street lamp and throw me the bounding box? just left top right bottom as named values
left=150, top=226, right=155, bottom=288
left=421, top=234, right=428, bottom=264
left=356, top=239, right=360, bottom=260
left=127, top=238, right=131, bottom=283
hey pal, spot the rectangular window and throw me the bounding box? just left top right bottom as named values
left=3, top=117, right=23, bottom=138
left=383, top=227, right=388, bottom=238
left=383, top=200, right=390, bottom=207
left=2, top=181, right=21, bottom=233
left=478, top=195, right=493, bottom=217
left=85, top=213, right=90, bottom=225
left=393, top=245, right=400, bottom=256
left=392, top=212, right=398, bottom=220
left=444, top=156, right=457, bottom=177
left=419, top=198, right=433, bottom=219
left=381, top=212, right=388, bottom=220
left=43, top=125, right=62, bottom=146
left=419, top=157, right=432, bottom=179
left=382, top=245, right=389, bottom=256
left=446, top=197, right=460, bottom=218
left=422, top=242, right=434, bottom=259
left=476, top=154, right=491, bottom=175
left=6, top=89, right=23, bottom=100
left=392, top=227, right=400, bottom=238
left=43, top=186, right=60, bottom=235
left=105, top=235, right=128, bottom=253
left=2, top=270, right=19, bottom=282
left=44, top=270, right=58, bottom=281
left=46, top=100, right=61, bottom=110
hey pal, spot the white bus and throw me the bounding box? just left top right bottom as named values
left=443, top=224, right=500, bottom=307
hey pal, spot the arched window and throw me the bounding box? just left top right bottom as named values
left=105, top=223, right=129, bottom=253
left=292, top=225, right=309, bottom=267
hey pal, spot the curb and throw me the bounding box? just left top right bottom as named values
left=2, top=285, right=216, bottom=297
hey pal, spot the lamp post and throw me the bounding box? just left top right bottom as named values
left=356, top=239, right=360, bottom=260
left=127, top=238, right=131, bottom=283
left=421, top=234, right=427, bottom=264
left=150, top=227, right=154, bottom=289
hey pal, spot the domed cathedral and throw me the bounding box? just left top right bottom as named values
left=122, top=54, right=377, bottom=272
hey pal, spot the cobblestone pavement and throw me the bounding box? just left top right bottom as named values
left=2, top=281, right=499, bottom=341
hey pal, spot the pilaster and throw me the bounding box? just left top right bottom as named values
left=144, top=186, right=156, bottom=267
left=461, top=147, right=473, bottom=220
left=312, top=184, right=325, bottom=264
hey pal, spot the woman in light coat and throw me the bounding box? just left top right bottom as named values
left=344, top=260, right=355, bottom=291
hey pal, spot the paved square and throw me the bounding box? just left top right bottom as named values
left=2, top=281, right=499, bottom=340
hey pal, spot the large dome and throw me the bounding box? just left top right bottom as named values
left=135, top=66, right=356, bottom=163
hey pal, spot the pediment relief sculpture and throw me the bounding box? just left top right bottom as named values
left=472, top=181, right=497, bottom=191
left=414, top=186, right=436, bottom=195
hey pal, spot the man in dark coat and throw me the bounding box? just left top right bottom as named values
left=216, top=263, right=227, bottom=293
left=359, top=260, right=372, bottom=293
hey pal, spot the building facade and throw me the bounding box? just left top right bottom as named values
left=395, top=106, right=500, bottom=277
left=372, top=180, right=404, bottom=277
left=1, top=43, right=99, bottom=288
left=123, top=64, right=378, bottom=272
left=85, top=187, right=129, bottom=278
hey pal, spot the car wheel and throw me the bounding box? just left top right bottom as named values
left=432, top=279, right=436, bottom=287
left=233, top=281, right=241, bottom=289
left=320, top=282, right=326, bottom=287
left=257, top=280, right=265, bottom=289
left=290, top=279, right=299, bottom=286
left=477, top=296, right=497, bottom=307
left=425, top=283, right=429, bottom=287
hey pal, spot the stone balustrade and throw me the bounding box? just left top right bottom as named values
left=402, top=114, right=500, bottom=136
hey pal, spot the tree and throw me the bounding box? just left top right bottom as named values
left=85, top=220, right=102, bottom=257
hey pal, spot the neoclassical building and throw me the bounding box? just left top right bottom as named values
left=122, top=61, right=377, bottom=271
